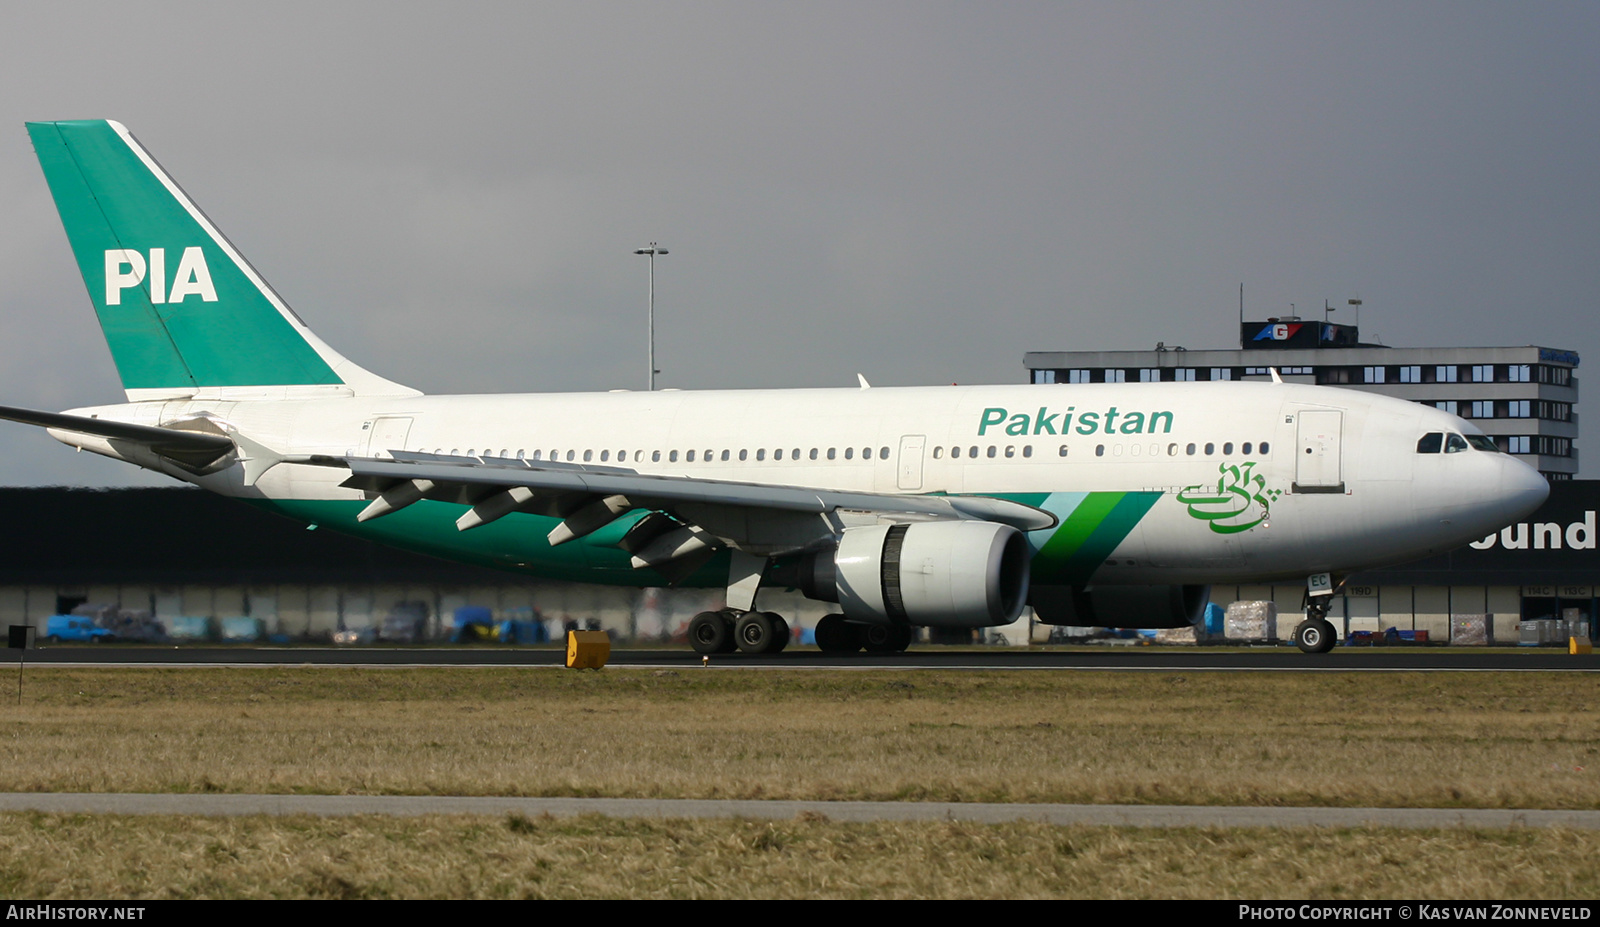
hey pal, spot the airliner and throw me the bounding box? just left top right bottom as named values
left=3, top=120, right=1550, bottom=654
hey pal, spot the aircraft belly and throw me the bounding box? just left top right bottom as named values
left=246, top=498, right=727, bottom=588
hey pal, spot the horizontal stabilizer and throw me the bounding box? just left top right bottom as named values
left=0, top=403, right=234, bottom=469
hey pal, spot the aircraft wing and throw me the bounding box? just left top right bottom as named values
left=337, top=452, right=1055, bottom=582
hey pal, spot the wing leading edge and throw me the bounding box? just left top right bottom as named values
left=337, top=452, right=1056, bottom=583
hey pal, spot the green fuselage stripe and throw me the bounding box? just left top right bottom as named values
left=248, top=489, right=1161, bottom=592
left=1032, top=491, right=1161, bottom=585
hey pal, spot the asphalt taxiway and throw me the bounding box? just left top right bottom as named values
left=1, top=792, right=1596, bottom=828
left=5, top=645, right=1597, bottom=671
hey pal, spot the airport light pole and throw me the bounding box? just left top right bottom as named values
left=634, top=243, right=668, bottom=390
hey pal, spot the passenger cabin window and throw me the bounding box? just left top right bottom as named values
left=1417, top=432, right=1443, bottom=454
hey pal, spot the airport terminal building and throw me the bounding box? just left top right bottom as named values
left=1024, top=318, right=1580, bottom=479
left=0, top=480, right=1595, bottom=647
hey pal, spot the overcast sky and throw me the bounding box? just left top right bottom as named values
left=1, top=2, right=1595, bottom=486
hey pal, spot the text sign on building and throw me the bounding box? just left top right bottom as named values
left=1239, top=321, right=1359, bottom=351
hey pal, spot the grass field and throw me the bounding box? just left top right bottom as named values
left=3, top=666, right=1596, bottom=807
left=3, top=812, right=1598, bottom=899
left=2, top=665, right=1597, bottom=898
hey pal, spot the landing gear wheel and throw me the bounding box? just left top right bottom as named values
left=814, top=614, right=860, bottom=653
left=689, top=610, right=734, bottom=655
left=1294, top=617, right=1336, bottom=654
left=862, top=623, right=911, bottom=654
left=767, top=614, right=790, bottom=654
left=735, top=611, right=782, bottom=654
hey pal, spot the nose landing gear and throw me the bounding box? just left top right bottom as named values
left=1293, top=585, right=1339, bottom=654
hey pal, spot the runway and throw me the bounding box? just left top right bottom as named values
left=5, top=644, right=1598, bottom=671
left=2, top=792, right=1596, bottom=829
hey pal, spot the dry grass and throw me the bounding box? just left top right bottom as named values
left=1, top=811, right=1596, bottom=899
left=1, top=667, right=1596, bottom=808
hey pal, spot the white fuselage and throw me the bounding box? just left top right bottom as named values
left=58, top=380, right=1551, bottom=587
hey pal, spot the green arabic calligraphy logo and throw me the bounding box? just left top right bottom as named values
left=1176, top=461, right=1282, bottom=534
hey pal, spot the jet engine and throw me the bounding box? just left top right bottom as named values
left=1029, top=583, right=1209, bottom=629
left=790, top=521, right=1031, bottom=628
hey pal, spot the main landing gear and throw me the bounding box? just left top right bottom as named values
left=814, top=614, right=912, bottom=654
left=1293, top=598, right=1338, bottom=655
left=688, top=609, right=790, bottom=655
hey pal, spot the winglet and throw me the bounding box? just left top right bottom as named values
left=857, top=374, right=871, bottom=389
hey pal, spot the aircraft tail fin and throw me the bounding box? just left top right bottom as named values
left=26, top=119, right=417, bottom=401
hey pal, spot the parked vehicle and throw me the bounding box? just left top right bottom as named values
left=43, top=615, right=114, bottom=643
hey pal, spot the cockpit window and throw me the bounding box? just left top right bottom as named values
left=1465, top=434, right=1500, bottom=453
left=1445, top=433, right=1470, bottom=453
left=1417, top=433, right=1443, bottom=454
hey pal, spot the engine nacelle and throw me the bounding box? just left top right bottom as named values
left=1029, top=583, right=1210, bottom=629
left=796, top=521, right=1031, bottom=628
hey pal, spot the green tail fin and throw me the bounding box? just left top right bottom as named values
left=27, top=119, right=414, bottom=400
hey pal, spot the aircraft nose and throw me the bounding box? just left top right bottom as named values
left=1491, top=455, right=1550, bottom=524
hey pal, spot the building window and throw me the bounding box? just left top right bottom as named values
left=1436, top=365, right=1458, bottom=383
left=1067, top=369, right=1092, bottom=384
left=1033, top=369, right=1056, bottom=384
left=1507, top=436, right=1532, bottom=455
left=1537, top=365, right=1571, bottom=386
left=1399, top=366, right=1422, bottom=383
left=1175, top=368, right=1196, bottom=381
left=1363, top=366, right=1386, bottom=384
left=1434, top=400, right=1459, bottom=415
left=1470, top=400, right=1494, bottom=418
left=1139, top=368, right=1161, bottom=382
left=1508, top=364, right=1532, bottom=383
left=1538, top=401, right=1571, bottom=422
left=1535, top=436, right=1572, bottom=457
left=1106, top=369, right=1127, bottom=383
left=1471, top=365, right=1494, bottom=383
left=1507, top=400, right=1531, bottom=418
left=1209, top=368, right=1232, bottom=381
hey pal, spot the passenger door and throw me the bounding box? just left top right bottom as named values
left=1294, top=410, right=1344, bottom=492
left=897, top=435, right=926, bottom=491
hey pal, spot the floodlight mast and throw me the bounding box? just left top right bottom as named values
left=634, top=243, right=668, bottom=391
